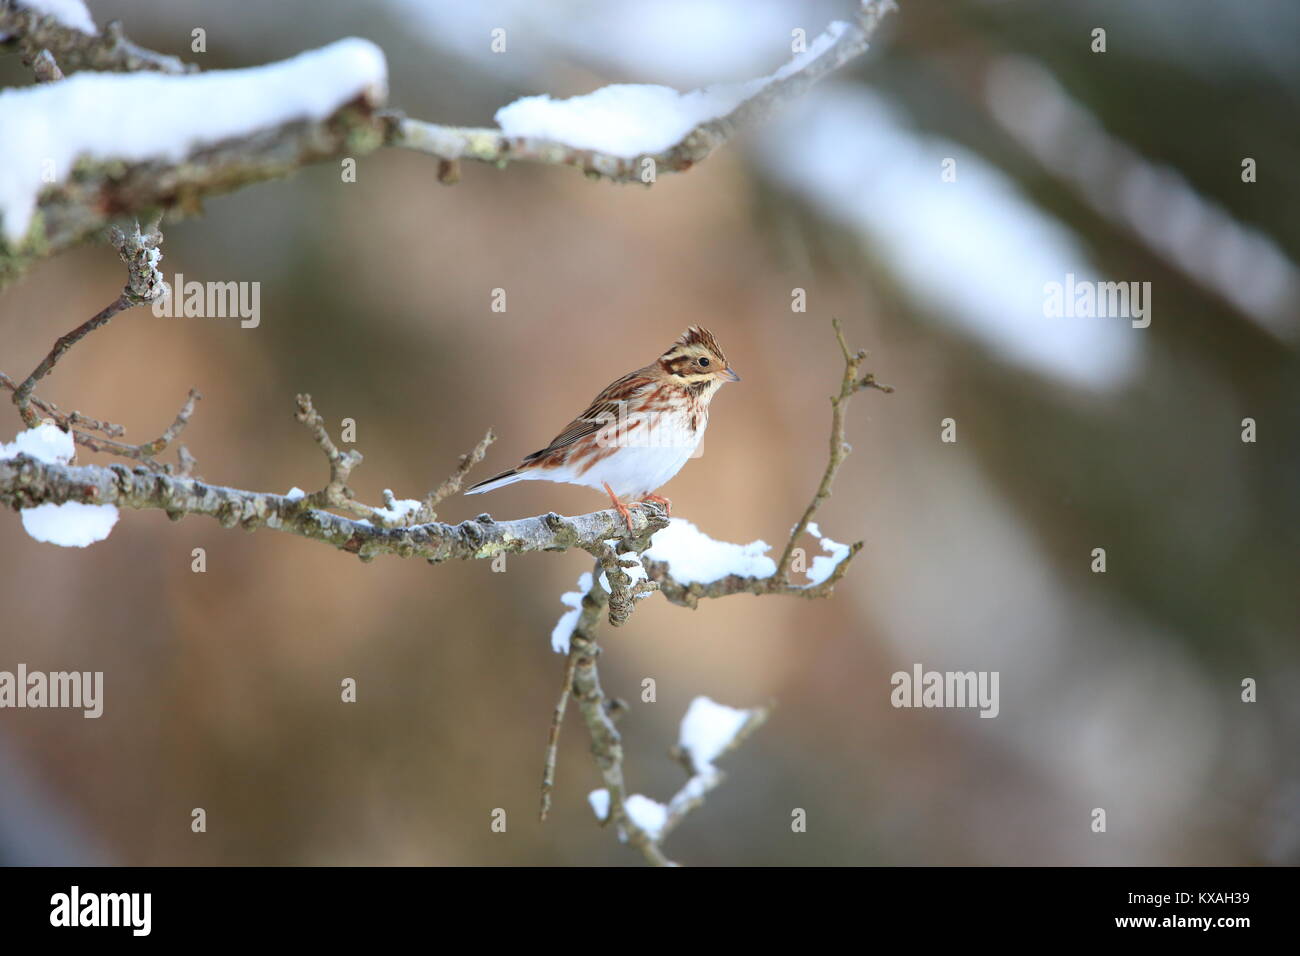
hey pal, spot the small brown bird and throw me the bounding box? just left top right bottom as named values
left=465, top=327, right=740, bottom=529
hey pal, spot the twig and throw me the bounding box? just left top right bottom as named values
left=4, top=220, right=198, bottom=472
left=417, top=428, right=496, bottom=523
left=29, top=48, right=63, bottom=82
left=11, top=221, right=165, bottom=427
left=0, top=2, right=195, bottom=74
left=563, top=578, right=677, bottom=865
left=774, top=317, right=892, bottom=583
left=539, top=647, right=581, bottom=822
left=584, top=538, right=658, bottom=627
left=294, top=394, right=370, bottom=518
left=12, top=294, right=132, bottom=428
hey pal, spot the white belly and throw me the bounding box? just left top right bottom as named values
left=562, top=411, right=704, bottom=498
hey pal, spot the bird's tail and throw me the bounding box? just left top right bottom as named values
left=464, top=468, right=527, bottom=495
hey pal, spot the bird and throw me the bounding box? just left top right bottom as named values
left=465, top=327, right=740, bottom=530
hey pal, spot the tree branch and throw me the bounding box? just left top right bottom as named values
left=387, top=0, right=894, bottom=183
left=9, top=220, right=165, bottom=426
left=0, top=1, right=194, bottom=74
left=417, top=428, right=496, bottom=523
left=0, top=1, right=896, bottom=283
left=0, top=454, right=668, bottom=560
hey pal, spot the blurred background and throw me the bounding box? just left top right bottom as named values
left=1, top=0, right=1297, bottom=865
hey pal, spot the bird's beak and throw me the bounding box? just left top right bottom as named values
left=723, top=366, right=741, bottom=382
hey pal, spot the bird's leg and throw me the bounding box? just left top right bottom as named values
left=640, top=493, right=672, bottom=517
left=602, top=482, right=636, bottom=532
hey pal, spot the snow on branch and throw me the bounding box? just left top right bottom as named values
left=0, top=1, right=895, bottom=282
left=391, top=0, right=895, bottom=182
left=0, top=36, right=388, bottom=276
left=0, top=0, right=189, bottom=73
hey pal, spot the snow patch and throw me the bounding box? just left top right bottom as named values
left=679, top=696, right=752, bottom=772
left=20, top=0, right=96, bottom=35
left=588, top=788, right=669, bottom=839
left=624, top=795, right=669, bottom=839
left=0, top=422, right=75, bottom=464
left=0, top=37, right=388, bottom=242
left=802, top=521, right=851, bottom=587
left=597, top=541, right=650, bottom=595
left=3, top=425, right=120, bottom=547
left=20, top=501, right=118, bottom=547
left=371, top=491, right=421, bottom=524
left=643, top=517, right=776, bottom=584
left=494, top=20, right=847, bottom=157
left=551, top=571, right=593, bottom=654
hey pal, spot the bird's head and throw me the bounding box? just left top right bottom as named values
left=658, top=327, right=740, bottom=387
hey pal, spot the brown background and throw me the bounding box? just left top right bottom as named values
left=1, top=0, right=1296, bottom=865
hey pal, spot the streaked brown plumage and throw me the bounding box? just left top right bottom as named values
left=465, top=327, right=740, bottom=528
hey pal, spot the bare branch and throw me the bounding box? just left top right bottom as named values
left=417, top=428, right=496, bottom=523
left=561, top=577, right=676, bottom=865
left=539, top=633, right=582, bottom=822
left=294, top=394, right=370, bottom=518
left=774, top=317, right=892, bottom=582
left=2, top=220, right=199, bottom=472
left=10, top=221, right=165, bottom=427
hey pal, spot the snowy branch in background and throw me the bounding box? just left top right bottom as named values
left=0, top=36, right=388, bottom=277
left=0, top=0, right=894, bottom=281
left=392, top=0, right=894, bottom=183
left=985, top=55, right=1300, bottom=341
left=0, top=0, right=190, bottom=74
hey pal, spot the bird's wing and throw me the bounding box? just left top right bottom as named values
left=522, top=371, right=657, bottom=464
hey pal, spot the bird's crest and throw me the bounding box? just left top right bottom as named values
left=670, top=326, right=726, bottom=363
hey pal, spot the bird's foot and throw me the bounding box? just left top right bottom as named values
left=640, top=494, right=672, bottom=517
left=603, top=482, right=636, bottom=532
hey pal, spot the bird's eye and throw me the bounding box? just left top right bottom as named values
left=698, top=357, right=711, bottom=367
